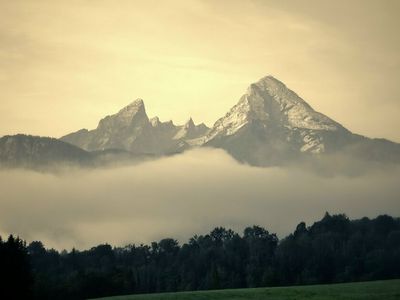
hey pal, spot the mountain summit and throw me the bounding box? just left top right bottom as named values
left=202, top=76, right=350, bottom=164
left=203, top=76, right=400, bottom=165
left=113, top=98, right=147, bottom=124
left=205, top=76, right=345, bottom=141
left=17, top=75, right=398, bottom=168
left=61, top=100, right=209, bottom=155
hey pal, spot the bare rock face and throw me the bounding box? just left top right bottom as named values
left=0, top=134, right=92, bottom=168
left=5, top=75, right=399, bottom=170
left=61, top=99, right=210, bottom=155
left=51, top=75, right=400, bottom=167
left=203, top=76, right=400, bottom=166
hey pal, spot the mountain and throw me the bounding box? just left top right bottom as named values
left=0, top=135, right=154, bottom=169
left=2, top=75, right=400, bottom=169
left=0, top=135, right=92, bottom=168
left=61, top=99, right=209, bottom=155
left=205, top=76, right=347, bottom=153
left=203, top=76, right=400, bottom=166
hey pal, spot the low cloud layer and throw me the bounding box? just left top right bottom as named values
left=1, top=148, right=399, bottom=250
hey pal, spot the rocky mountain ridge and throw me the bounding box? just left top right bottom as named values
left=2, top=75, right=400, bottom=169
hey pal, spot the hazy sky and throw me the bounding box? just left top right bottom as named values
left=0, top=0, right=399, bottom=141
left=1, top=149, right=399, bottom=250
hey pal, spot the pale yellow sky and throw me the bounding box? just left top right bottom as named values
left=0, top=0, right=399, bottom=141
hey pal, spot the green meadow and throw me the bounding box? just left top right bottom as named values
left=94, top=279, right=400, bottom=300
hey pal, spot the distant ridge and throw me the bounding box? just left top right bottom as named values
left=2, top=75, right=400, bottom=169
left=0, top=134, right=154, bottom=169
left=61, top=98, right=209, bottom=155
left=0, top=134, right=92, bottom=168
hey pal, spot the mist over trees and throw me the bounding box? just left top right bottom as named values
left=1, top=213, right=400, bottom=299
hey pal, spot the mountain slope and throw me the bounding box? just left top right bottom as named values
left=0, top=135, right=92, bottom=168
left=204, top=76, right=400, bottom=166
left=61, top=99, right=209, bottom=155
left=0, top=135, right=155, bottom=169
left=3, top=75, right=399, bottom=169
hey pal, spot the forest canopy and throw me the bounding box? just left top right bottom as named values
left=1, top=213, right=400, bottom=299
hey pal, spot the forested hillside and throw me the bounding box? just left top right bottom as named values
left=1, top=213, right=400, bottom=299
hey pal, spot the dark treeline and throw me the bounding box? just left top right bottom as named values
left=1, top=213, right=400, bottom=299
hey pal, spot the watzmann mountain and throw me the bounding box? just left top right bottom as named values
left=2, top=75, right=400, bottom=169
left=61, top=99, right=209, bottom=155
left=202, top=76, right=400, bottom=166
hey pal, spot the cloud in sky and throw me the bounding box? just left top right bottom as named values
left=0, top=148, right=399, bottom=250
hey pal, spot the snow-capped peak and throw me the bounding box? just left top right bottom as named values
left=118, top=98, right=146, bottom=116
left=205, top=75, right=348, bottom=155
left=60, top=75, right=357, bottom=163
left=116, top=98, right=147, bottom=119
left=95, top=99, right=149, bottom=133
left=243, top=75, right=343, bottom=131
left=127, top=98, right=144, bottom=107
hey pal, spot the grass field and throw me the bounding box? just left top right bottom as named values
left=93, top=279, right=400, bottom=300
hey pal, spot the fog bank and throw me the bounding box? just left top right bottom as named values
left=0, top=148, right=399, bottom=250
